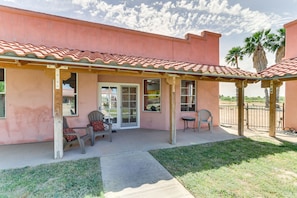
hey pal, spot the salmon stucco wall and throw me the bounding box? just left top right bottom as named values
left=0, top=69, right=98, bottom=145
left=197, top=81, right=219, bottom=126
left=0, top=68, right=53, bottom=144
left=284, top=20, right=297, bottom=129
left=141, top=78, right=171, bottom=130
left=97, top=75, right=171, bottom=130
left=176, top=80, right=219, bottom=129
left=0, top=6, right=221, bottom=65
left=0, top=6, right=221, bottom=144
left=97, top=75, right=219, bottom=130
left=284, top=20, right=297, bottom=59
left=65, top=73, right=98, bottom=128
left=284, top=82, right=297, bottom=129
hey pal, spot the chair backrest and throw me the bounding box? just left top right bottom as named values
left=63, top=117, right=69, bottom=129
left=198, top=109, right=212, bottom=121
left=88, top=110, right=104, bottom=122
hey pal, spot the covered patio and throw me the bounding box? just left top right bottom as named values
left=0, top=39, right=261, bottom=159
left=0, top=6, right=261, bottom=160
left=1, top=126, right=296, bottom=170
left=0, top=127, right=242, bottom=170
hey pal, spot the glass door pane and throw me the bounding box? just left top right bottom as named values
left=121, top=86, right=137, bottom=127
left=100, top=86, right=118, bottom=128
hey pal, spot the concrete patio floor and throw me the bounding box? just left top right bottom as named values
left=0, top=126, right=295, bottom=170
left=1, top=127, right=296, bottom=198
left=0, top=127, right=243, bottom=170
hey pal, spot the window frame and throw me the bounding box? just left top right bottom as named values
left=180, top=80, right=196, bottom=112
left=0, top=68, right=5, bottom=118
left=143, top=78, right=161, bottom=112
left=62, top=73, right=78, bottom=116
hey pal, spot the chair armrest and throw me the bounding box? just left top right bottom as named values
left=88, top=121, right=112, bottom=132
left=103, top=121, right=112, bottom=126
left=64, top=132, right=78, bottom=136
left=64, top=127, right=91, bottom=138
left=63, top=131, right=82, bottom=140
left=103, top=122, right=112, bottom=131
left=70, top=126, right=88, bottom=130
left=71, top=126, right=90, bottom=135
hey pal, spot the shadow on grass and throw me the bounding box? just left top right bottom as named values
left=149, top=137, right=297, bottom=177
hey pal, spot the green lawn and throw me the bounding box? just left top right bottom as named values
left=0, top=157, right=104, bottom=198
left=150, top=137, right=297, bottom=198
left=1, top=137, right=296, bottom=198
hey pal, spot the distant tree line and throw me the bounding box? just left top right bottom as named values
left=220, top=95, right=285, bottom=103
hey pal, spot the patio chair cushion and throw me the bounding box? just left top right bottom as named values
left=63, top=128, right=77, bottom=142
left=91, top=120, right=105, bottom=131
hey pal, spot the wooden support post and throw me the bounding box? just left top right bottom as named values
left=54, top=68, right=63, bottom=159
left=166, top=75, right=178, bottom=145
left=262, top=80, right=283, bottom=137
left=269, top=81, right=277, bottom=137
left=268, top=80, right=283, bottom=137
left=235, top=80, right=247, bottom=136
left=46, top=65, right=70, bottom=159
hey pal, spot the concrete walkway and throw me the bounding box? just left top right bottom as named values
left=101, top=151, right=194, bottom=198
left=1, top=127, right=296, bottom=197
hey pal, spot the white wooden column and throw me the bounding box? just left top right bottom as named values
left=235, top=80, right=247, bottom=136
left=166, top=75, right=178, bottom=144
left=46, top=65, right=69, bottom=159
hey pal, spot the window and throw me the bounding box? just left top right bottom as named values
left=63, top=73, right=77, bottom=116
left=0, top=68, right=5, bottom=118
left=143, top=79, right=160, bottom=112
left=181, top=80, right=196, bottom=111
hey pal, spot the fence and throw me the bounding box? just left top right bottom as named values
left=220, top=103, right=284, bottom=131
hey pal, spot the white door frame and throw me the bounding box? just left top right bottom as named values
left=98, top=82, right=140, bottom=129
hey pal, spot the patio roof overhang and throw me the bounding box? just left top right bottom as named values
left=257, top=57, right=297, bottom=138
left=260, top=57, right=297, bottom=81
left=0, top=40, right=261, bottom=83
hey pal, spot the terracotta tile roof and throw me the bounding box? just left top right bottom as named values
left=260, top=57, right=297, bottom=79
left=0, top=40, right=260, bottom=80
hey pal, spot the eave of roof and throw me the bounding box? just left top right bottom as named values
left=0, top=40, right=261, bottom=81
left=260, top=57, right=297, bottom=81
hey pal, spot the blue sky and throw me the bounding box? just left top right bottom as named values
left=1, top=0, right=296, bottom=96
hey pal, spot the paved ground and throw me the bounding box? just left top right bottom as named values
left=1, top=127, right=296, bottom=197
left=101, top=151, right=194, bottom=198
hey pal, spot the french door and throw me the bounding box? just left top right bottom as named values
left=98, top=83, right=139, bottom=129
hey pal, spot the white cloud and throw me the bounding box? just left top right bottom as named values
left=70, top=0, right=291, bottom=38
left=72, top=0, right=98, bottom=10
left=74, top=9, right=83, bottom=15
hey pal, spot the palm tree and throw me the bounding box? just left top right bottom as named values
left=244, top=29, right=271, bottom=107
left=225, top=47, right=244, bottom=103
left=244, top=29, right=271, bottom=72
left=225, top=46, right=244, bottom=69
left=266, top=28, right=286, bottom=103
left=266, top=28, right=285, bottom=63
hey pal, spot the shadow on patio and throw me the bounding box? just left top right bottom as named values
left=0, top=126, right=242, bottom=170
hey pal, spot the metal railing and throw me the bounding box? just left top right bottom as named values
left=220, top=103, right=284, bottom=131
